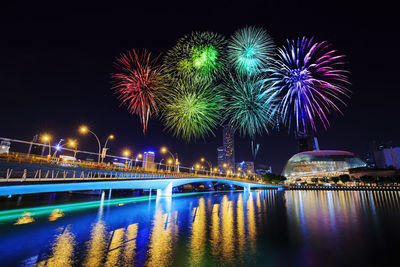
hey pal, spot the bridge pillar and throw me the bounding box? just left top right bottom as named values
left=244, top=184, right=251, bottom=194
left=157, top=182, right=173, bottom=197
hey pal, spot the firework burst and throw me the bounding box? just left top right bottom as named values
left=223, top=73, right=277, bottom=138
left=162, top=79, right=224, bottom=141
left=264, top=37, right=351, bottom=135
left=227, top=26, right=275, bottom=75
left=112, top=49, right=165, bottom=133
left=163, top=31, right=227, bottom=82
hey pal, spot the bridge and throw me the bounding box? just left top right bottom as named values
left=0, top=161, right=283, bottom=197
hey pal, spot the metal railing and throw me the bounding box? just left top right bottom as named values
left=0, top=152, right=262, bottom=183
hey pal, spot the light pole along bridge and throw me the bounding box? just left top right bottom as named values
left=0, top=162, right=283, bottom=197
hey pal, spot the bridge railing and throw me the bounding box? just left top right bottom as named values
left=0, top=168, right=268, bottom=186
left=0, top=152, right=264, bottom=184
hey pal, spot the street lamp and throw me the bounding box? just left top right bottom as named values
left=158, top=158, right=164, bottom=171
left=167, top=158, right=173, bottom=171
left=122, top=149, right=131, bottom=168
left=195, top=163, right=201, bottom=174
left=200, top=157, right=213, bottom=175
left=101, top=134, right=114, bottom=164
left=79, top=125, right=101, bottom=164
left=41, top=134, right=52, bottom=158
left=52, top=139, right=64, bottom=159
left=67, top=139, right=78, bottom=158
left=161, top=147, right=176, bottom=171
left=134, top=153, right=143, bottom=168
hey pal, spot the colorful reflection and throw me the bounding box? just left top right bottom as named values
left=1, top=190, right=400, bottom=266
left=189, top=198, right=206, bottom=266
left=147, top=209, right=178, bottom=267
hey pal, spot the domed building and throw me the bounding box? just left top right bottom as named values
left=282, top=150, right=366, bottom=183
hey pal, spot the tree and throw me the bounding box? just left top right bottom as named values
left=320, top=177, right=329, bottom=183
left=330, top=176, right=340, bottom=184
left=262, top=173, right=287, bottom=184
left=360, top=175, right=375, bottom=184
left=339, top=174, right=351, bottom=184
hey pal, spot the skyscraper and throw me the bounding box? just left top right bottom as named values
left=217, top=146, right=224, bottom=169
left=143, top=151, right=156, bottom=171
left=223, top=124, right=235, bottom=169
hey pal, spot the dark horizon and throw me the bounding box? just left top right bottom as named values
left=1, top=1, right=399, bottom=173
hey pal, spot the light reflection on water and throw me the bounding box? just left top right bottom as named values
left=0, top=190, right=400, bottom=266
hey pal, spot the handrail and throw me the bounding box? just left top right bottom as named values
left=0, top=153, right=266, bottom=184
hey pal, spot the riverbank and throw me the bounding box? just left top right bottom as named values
left=288, top=185, right=400, bottom=191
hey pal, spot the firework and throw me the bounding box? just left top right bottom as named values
left=163, top=31, right=227, bottom=82
left=223, top=73, right=277, bottom=138
left=162, top=79, right=224, bottom=141
left=264, top=37, right=350, bottom=135
left=227, top=26, right=275, bottom=75
left=111, top=49, right=164, bottom=133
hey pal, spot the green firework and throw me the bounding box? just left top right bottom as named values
left=162, top=79, right=224, bottom=141
left=163, top=31, right=227, bottom=82
left=227, top=26, right=275, bottom=75
left=223, top=73, right=277, bottom=138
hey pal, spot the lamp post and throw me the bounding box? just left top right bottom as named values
left=161, top=147, right=176, bottom=171
left=158, top=158, right=164, bottom=171
left=200, top=157, right=213, bottom=176
left=67, top=139, right=78, bottom=158
left=134, top=153, right=143, bottom=168
left=41, top=134, right=52, bottom=158
left=52, top=139, right=65, bottom=159
left=101, top=134, right=114, bottom=164
left=79, top=126, right=101, bottom=164
left=167, top=158, right=173, bottom=172
left=122, top=149, right=131, bottom=169
left=194, top=163, right=201, bottom=175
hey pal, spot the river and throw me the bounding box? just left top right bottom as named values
left=0, top=190, right=399, bottom=266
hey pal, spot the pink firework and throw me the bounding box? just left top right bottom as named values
left=112, top=49, right=164, bottom=133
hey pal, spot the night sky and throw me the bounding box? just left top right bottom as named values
left=1, top=1, right=398, bottom=173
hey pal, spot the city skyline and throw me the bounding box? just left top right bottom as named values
left=0, top=1, right=399, bottom=172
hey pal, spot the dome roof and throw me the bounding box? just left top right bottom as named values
left=282, top=150, right=366, bottom=179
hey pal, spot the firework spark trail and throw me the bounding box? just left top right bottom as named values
left=263, top=37, right=351, bottom=135
left=227, top=26, right=275, bottom=75
left=223, top=73, right=277, bottom=138
left=163, top=31, right=227, bottom=83
left=162, top=79, right=224, bottom=142
left=112, top=49, right=165, bottom=133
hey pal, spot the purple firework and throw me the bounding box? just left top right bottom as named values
left=264, top=37, right=351, bottom=135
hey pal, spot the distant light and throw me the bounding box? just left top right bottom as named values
left=55, top=145, right=61, bottom=151
left=146, top=151, right=155, bottom=154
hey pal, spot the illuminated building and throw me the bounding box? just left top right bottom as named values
left=237, top=161, right=255, bottom=174
left=143, top=151, right=156, bottom=171
left=282, top=150, right=366, bottom=182
left=374, top=147, right=400, bottom=169
left=217, top=146, right=224, bottom=169
left=0, top=139, right=10, bottom=154
left=222, top=125, right=235, bottom=169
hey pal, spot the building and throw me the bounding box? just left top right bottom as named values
left=217, top=146, right=224, bottom=169
left=0, top=139, right=10, bottom=154
left=282, top=150, right=366, bottom=183
left=256, top=167, right=272, bottom=176
left=143, top=151, right=156, bottom=171
left=374, top=147, right=400, bottom=169
left=237, top=161, right=255, bottom=174
left=222, top=124, right=235, bottom=169
left=298, top=135, right=320, bottom=152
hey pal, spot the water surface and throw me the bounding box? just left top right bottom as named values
left=0, top=190, right=399, bottom=266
